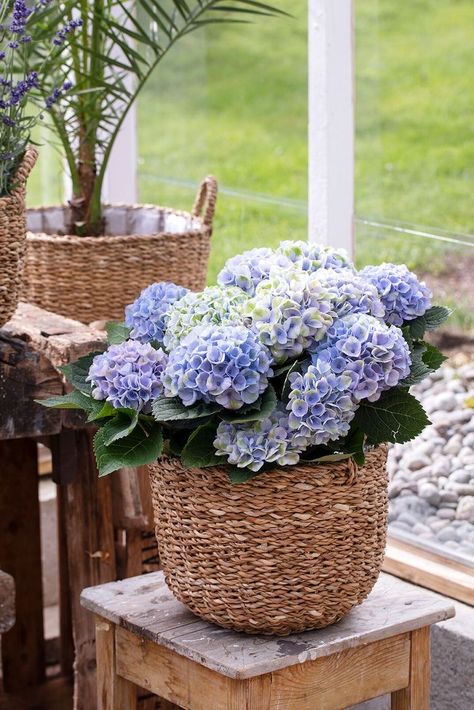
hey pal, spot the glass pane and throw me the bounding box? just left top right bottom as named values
left=356, top=1, right=474, bottom=566
left=137, top=0, right=308, bottom=283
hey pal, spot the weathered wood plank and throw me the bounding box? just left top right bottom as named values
left=57, top=430, right=117, bottom=710
left=391, top=627, right=431, bottom=710
left=0, top=569, right=15, bottom=633
left=81, top=571, right=455, bottom=681
left=0, top=438, right=45, bottom=691
left=115, top=626, right=410, bottom=710
left=96, top=618, right=137, bottom=710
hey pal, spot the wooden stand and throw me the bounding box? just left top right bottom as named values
left=82, top=571, right=455, bottom=710
left=0, top=304, right=159, bottom=709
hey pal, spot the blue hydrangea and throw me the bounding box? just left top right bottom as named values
left=124, top=281, right=189, bottom=346
left=277, top=240, right=354, bottom=273
left=286, top=365, right=357, bottom=444
left=217, top=247, right=292, bottom=296
left=359, top=263, right=432, bottom=326
left=162, top=324, right=273, bottom=409
left=214, top=405, right=309, bottom=471
left=317, top=269, right=385, bottom=319
left=163, top=285, right=248, bottom=351
left=87, top=341, right=168, bottom=412
left=311, top=314, right=411, bottom=403
left=245, top=267, right=335, bottom=364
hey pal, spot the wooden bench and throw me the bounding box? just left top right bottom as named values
left=81, top=571, right=455, bottom=710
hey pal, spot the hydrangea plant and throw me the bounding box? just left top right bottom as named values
left=41, top=240, right=450, bottom=482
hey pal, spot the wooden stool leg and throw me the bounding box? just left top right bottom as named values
left=391, top=627, right=431, bottom=710
left=96, top=618, right=137, bottom=710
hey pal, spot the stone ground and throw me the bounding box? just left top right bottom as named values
left=387, top=355, right=474, bottom=562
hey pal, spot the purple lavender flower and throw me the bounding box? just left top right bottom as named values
left=162, top=324, right=273, bottom=409
left=87, top=340, right=168, bottom=412
left=53, top=19, right=83, bottom=46
left=359, top=263, right=432, bottom=326
left=214, top=405, right=308, bottom=471
left=311, top=314, right=411, bottom=403
left=124, top=281, right=189, bottom=346
left=9, top=0, right=31, bottom=35
left=286, top=365, right=356, bottom=444
left=217, top=247, right=292, bottom=296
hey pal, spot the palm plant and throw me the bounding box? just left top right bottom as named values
left=32, top=1, right=285, bottom=235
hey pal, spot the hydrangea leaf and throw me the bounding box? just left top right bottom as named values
left=405, top=306, right=451, bottom=340
left=60, top=352, right=103, bottom=394
left=422, top=343, right=448, bottom=371
left=219, top=385, right=277, bottom=424
left=86, top=400, right=117, bottom=422
left=36, top=390, right=93, bottom=410
left=93, top=421, right=163, bottom=476
left=227, top=467, right=259, bottom=484
left=106, top=321, right=131, bottom=345
left=152, top=397, right=221, bottom=422
left=100, top=409, right=139, bottom=446
left=354, top=389, right=430, bottom=445
left=400, top=341, right=448, bottom=387
left=181, top=421, right=221, bottom=468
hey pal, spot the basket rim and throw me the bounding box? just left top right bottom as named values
left=26, top=201, right=209, bottom=243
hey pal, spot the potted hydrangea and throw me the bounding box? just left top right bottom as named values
left=42, top=240, right=450, bottom=635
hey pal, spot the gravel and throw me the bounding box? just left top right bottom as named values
left=387, top=361, right=474, bottom=562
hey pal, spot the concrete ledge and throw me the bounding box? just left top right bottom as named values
left=351, top=575, right=473, bottom=710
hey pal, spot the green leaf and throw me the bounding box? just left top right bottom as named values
left=302, top=452, right=353, bottom=463
left=405, top=306, right=451, bottom=340
left=152, top=397, right=221, bottom=422
left=422, top=343, right=448, bottom=371
left=181, top=421, right=221, bottom=468
left=106, top=321, right=131, bottom=345
left=354, top=389, right=430, bottom=445
left=93, top=421, right=163, bottom=476
left=60, top=352, right=103, bottom=394
left=100, top=409, right=139, bottom=446
left=36, top=390, right=93, bottom=410
left=227, top=467, right=259, bottom=484
left=86, top=400, right=117, bottom=422
left=219, top=385, right=277, bottom=424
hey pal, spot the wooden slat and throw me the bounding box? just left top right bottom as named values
left=384, top=539, right=474, bottom=606
left=96, top=618, right=137, bottom=710
left=0, top=569, right=15, bottom=633
left=392, top=627, right=431, bottom=710
left=115, top=626, right=410, bottom=710
left=0, top=438, right=45, bottom=691
left=56, top=430, right=117, bottom=710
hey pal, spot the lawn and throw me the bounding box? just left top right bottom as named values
left=26, top=0, right=474, bottom=328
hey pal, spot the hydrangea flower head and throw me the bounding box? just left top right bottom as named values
left=317, top=269, right=385, bottom=319
left=359, top=263, right=432, bottom=326
left=214, top=405, right=309, bottom=471
left=124, top=281, right=189, bottom=346
left=217, top=247, right=292, bottom=296
left=245, top=267, right=334, bottom=364
left=163, top=285, right=248, bottom=351
left=277, top=240, right=354, bottom=273
left=311, top=314, right=411, bottom=403
left=162, top=324, right=273, bottom=409
left=87, top=341, right=168, bottom=412
left=287, top=365, right=356, bottom=444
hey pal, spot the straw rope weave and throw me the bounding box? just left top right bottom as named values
left=0, top=148, right=38, bottom=327
left=149, top=447, right=388, bottom=635
left=23, top=175, right=217, bottom=324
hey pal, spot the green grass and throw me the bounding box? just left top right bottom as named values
left=25, top=0, right=474, bottom=327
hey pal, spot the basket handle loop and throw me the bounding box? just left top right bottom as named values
left=10, top=146, right=39, bottom=198
left=192, top=175, right=218, bottom=228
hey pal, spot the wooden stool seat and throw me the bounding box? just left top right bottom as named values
left=81, top=571, right=455, bottom=710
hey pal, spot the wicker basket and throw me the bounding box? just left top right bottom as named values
left=23, top=176, right=217, bottom=323
left=149, top=447, right=388, bottom=636
left=0, top=148, right=38, bottom=327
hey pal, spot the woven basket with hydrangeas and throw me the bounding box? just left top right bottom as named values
left=42, top=240, right=450, bottom=635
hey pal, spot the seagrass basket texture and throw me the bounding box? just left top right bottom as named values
left=23, top=175, right=217, bottom=324
left=149, top=447, right=388, bottom=636
left=0, top=148, right=38, bottom=327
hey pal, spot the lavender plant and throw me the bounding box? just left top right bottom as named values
left=0, top=0, right=79, bottom=195
left=40, top=240, right=450, bottom=481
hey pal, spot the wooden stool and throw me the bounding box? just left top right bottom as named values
left=81, top=571, right=454, bottom=710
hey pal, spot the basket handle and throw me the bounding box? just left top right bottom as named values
left=10, top=146, right=39, bottom=198
left=192, top=175, right=218, bottom=228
